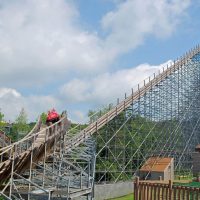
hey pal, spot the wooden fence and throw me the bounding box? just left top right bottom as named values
left=134, top=177, right=200, bottom=200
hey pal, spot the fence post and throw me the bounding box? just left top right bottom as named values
left=169, top=180, right=172, bottom=200
left=134, top=177, right=139, bottom=200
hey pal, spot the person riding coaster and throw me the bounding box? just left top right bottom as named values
left=46, top=109, right=60, bottom=125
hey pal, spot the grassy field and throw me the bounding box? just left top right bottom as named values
left=109, top=194, right=134, bottom=200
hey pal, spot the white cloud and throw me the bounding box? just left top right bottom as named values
left=102, top=0, right=191, bottom=54
left=0, top=88, right=21, bottom=98
left=59, top=79, right=90, bottom=103
left=0, top=0, right=192, bottom=122
left=0, top=61, right=171, bottom=122
left=0, top=0, right=191, bottom=88
left=0, top=88, right=60, bottom=121
left=0, top=0, right=111, bottom=87
left=60, top=60, right=172, bottom=107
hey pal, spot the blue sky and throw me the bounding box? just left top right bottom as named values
left=0, top=0, right=199, bottom=122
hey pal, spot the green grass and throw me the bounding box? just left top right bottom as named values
left=108, top=193, right=134, bottom=200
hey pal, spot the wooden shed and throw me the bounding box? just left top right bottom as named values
left=139, top=157, right=174, bottom=181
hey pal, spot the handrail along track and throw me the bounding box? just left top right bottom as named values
left=0, top=113, right=70, bottom=184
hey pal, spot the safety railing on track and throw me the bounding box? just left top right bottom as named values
left=0, top=130, right=11, bottom=148
left=0, top=113, right=70, bottom=184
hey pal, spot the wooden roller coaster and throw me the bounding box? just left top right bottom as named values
left=0, top=112, right=70, bottom=187
left=65, top=46, right=200, bottom=152
left=0, top=45, right=200, bottom=199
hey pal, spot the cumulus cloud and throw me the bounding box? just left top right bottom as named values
left=60, top=60, right=172, bottom=107
left=102, top=0, right=191, bottom=54
left=0, top=88, right=60, bottom=121
left=0, top=0, right=191, bottom=122
left=0, top=0, right=110, bottom=87
left=0, top=61, right=171, bottom=122
left=0, top=0, right=191, bottom=88
left=0, top=88, right=21, bottom=98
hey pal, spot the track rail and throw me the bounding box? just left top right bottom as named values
left=0, top=130, right=11, bottom=147
left=66, top=45, right=200, bottom=151
left=0, top=113, right=70, bottom=184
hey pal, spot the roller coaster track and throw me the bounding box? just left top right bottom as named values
left=0, top=130, right=11, bottom=148
left=66, top=45, right=200, bottom=151
left=0, top=45, right=200, bottom=199
left=0, top=116, right=67, bottom=181
left=0, top=114, right=71, bottom=199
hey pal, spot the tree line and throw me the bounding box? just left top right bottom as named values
left=0, top=108, right=46, bottom=142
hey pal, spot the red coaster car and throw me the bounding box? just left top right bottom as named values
left=46, top=109, right=60, bottom=125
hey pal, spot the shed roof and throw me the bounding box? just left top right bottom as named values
left=140, top=157, right=173, bottom=172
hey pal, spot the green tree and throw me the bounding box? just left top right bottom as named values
left=0, top=109, right=5, bottom=127
left=12, top=108, right=29, bottom=141
left=41, top=112, right=47, bottom=124
left=88, top=104, right=113, bottom=123
left=0, top=110, right=4, bottom=121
